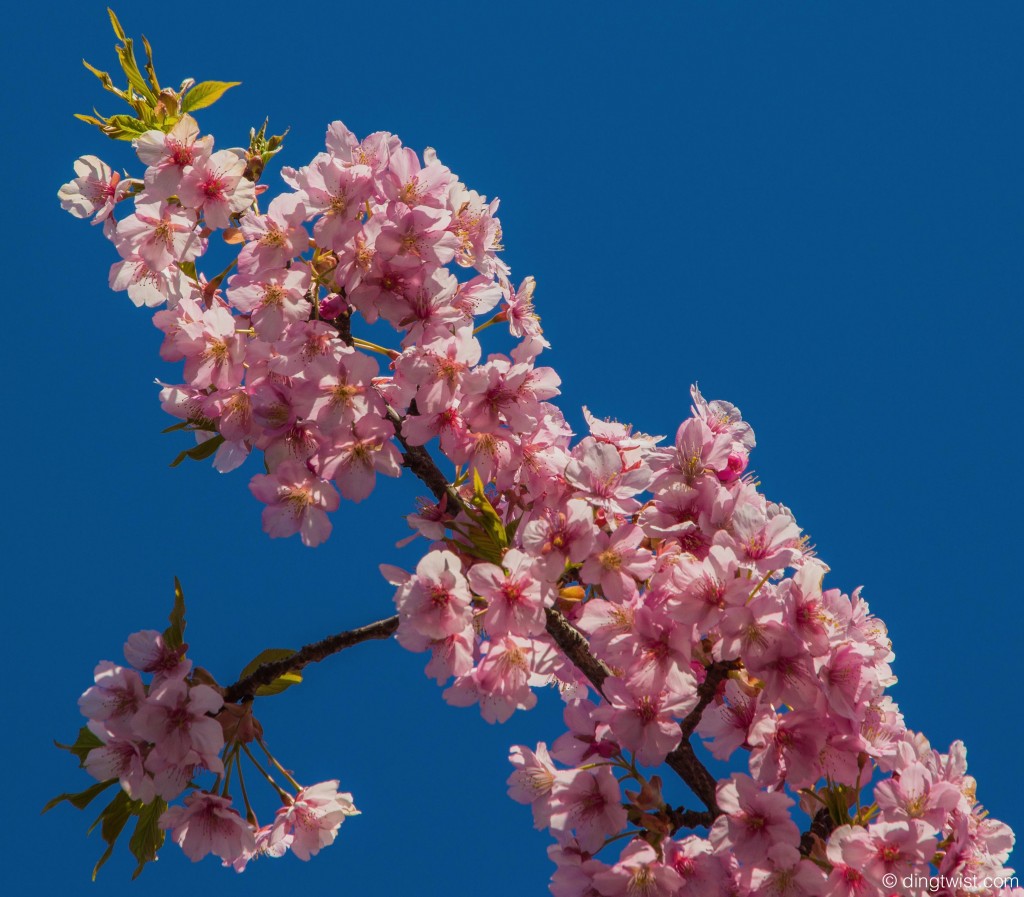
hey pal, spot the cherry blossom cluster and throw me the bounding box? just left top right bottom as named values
left=381, top=386, right=1016, bottom=895
left=60, top=109, right=537, bottom=547
left=71, top=622, right=357, bottom=871
left=60, top=84, right=1016, bottom=893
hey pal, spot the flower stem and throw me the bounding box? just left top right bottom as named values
left=352, top=336, right=397, bottom=358
left=241, top=742, right=291, bottom=803
left=257, top=737, right=303, bottom=792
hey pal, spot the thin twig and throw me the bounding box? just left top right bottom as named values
left=223, top=615, right=399, bottom=703
left=544, top=607, right=612, bottom=697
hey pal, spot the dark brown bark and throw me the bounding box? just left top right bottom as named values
left=223, top=615, right=399, bottom=703
left=544, top=607, right=612, bottom=696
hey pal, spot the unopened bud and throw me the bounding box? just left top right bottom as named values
left=312, top=251, right=338, bottom=277
left=217, top=702, right=264, bottom=745
left=558, top=585, right=585, bottom=603
left=318, top=293, right=348, bottom=320
left=155, top=89, right=181, bottom=118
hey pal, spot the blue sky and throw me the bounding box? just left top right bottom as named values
left=6, top=2, right=1023, bottom=893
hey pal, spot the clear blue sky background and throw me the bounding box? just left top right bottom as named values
left=5, top=2, right=1022, bottom=893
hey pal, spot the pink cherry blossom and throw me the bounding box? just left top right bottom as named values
left=548, top=765, right=628, bottom=853
left=445, top=636, right=541, bottom=723
left=83, top=726, right=155, bottom=803
left=248, top=461, right=340, bottom=547
left=393, top=550, right=473, bottom=640
left=237, top=192, right=309, bottom=271
left=78, top=661, right=146, bottom=738
left=298, top=158, right=374, bottom=249
left=521, top=499, right=597, bottom=581
left=123, top=629, right=191, bottom=683
left=565, top=438, right=653, bottom=515
left=159, top=791, right=256, bottom=864
left=135, top=114, right=213, bottom=199
left=382, top=145, right=454, bottom=209
left=580, top=524, right=656, bottom=602
left=599, top=678, right=693, bottom=766
left=593, top=841, right=684, bottom=897
left=468, top=549, right=547, bottom=637
left=227, top=265, right=311, bottom=341
left=179, top=302, right=247, bottom=390
left=268, top=781, right=359, bottom=861
left=318, top=416, right=402, bottom=502
left=58, top=155, right=129, bottom=222
left=376, top=205, right=459, bottom=269
left=178, top=149, right=255, bottom=229
left=709, top=773, right=800, bottom=864
left=113, top=200, right=203, bottom=271
left=131, top=679, right=225, bottom=773
left=507, top=743, right=559, bottom=829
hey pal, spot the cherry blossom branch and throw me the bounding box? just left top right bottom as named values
left=545, top=605, right=724, bottom=817
left=330, top=306, right=353, bottom=346
left=384, top=405, right=466, bottom=511
left=222, top=615, right=399, bottom=703
left=665, top=740, right=721, bottom=816
left=667, top=806, right=716, bottom=833
left=799, top=807, right=836, bottom=857
left=679, top=658, right=740, bottom=741
left=544, top=607, right=612, bottom=696
left=350, top=365, right=732, bottom=821
left=319, top=305, right=464, bottom=512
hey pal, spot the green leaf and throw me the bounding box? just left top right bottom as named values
left=470, top=469, right=508, bottom=552
left=55, top=726, right=105, bottom=767
left=181, top=80, right=241, bottom=113
left=255, top=671, right=303, bottom=697
left=504, top=515, right=523, bottom=544
left=116, top=43, right=157, bottom=104
left=100, top=113, right=151, bottom=141
left=129, top=798, right=166, bottom=879
left=42, top=779, right=117, bottom=814
left=163, top=577, right=186, bottom=650
left=89, top=791, right=140, bottom=880
left=140, top=34, right=159, bottom=94
left=82, top=59, right=112, bottom=85
left=450, top=537, right=503, bottom=565
left=107, top=8, right=127, bottom=42
left=73, top=112, right=104, bottom=126
left=81, top=59, right=127, bottom=101
left=162, top=416, right=217, bottom=435
left=169, top=433, right=225, bottom=467
left=265, top=128, right=289, bottom=154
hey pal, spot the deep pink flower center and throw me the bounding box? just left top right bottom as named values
left=744, top=812, right=767, bottom=833
left=167, top=706, right=192, bottom=731
left=171, top=144, right=193, bottom=166
left=746, top=534, right=770, bottom=559
left=500, top=582, right=524, bottom=604
left=879, top=843, right=901, bottom=862
left=637, top=696, right=658, bottom=724
left=202, top=176, right=225, bottom=199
